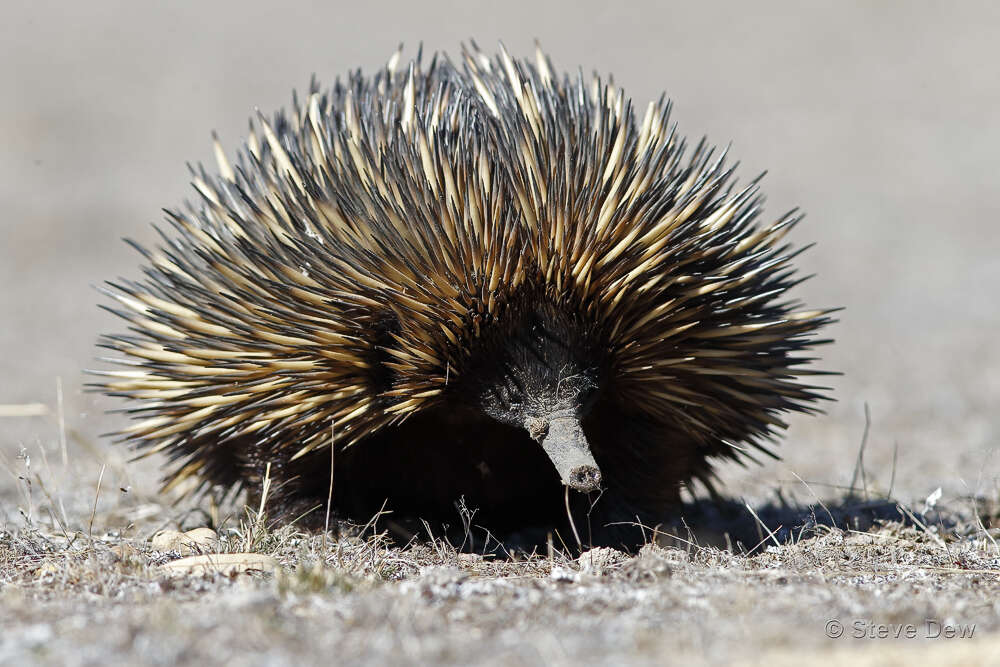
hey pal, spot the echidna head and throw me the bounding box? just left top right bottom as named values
left=461, top=301, right=603, bottom=492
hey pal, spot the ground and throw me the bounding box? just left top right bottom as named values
left=2, top=474, right=999, bottom=665
left=2, top=2, right=999, bottom=665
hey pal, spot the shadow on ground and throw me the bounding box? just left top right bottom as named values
left=657, top=495, right=932, bottom=554
left=346, top=492, right=959, bottom=558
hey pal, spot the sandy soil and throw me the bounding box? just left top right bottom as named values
left=2, top=1, right=999, bottom=665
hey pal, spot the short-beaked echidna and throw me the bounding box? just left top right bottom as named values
left=95, top=44, right=835, bottom=548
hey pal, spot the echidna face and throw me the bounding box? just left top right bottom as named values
left=461, top=301, right=604, bottom=492
left=94, top=44, right=835, bottom=546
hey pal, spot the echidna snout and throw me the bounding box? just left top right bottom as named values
left=525, top=412, right=602, bottom=493
left=467, top=306, right=605, bottom=494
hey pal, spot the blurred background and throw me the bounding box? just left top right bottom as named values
left=2, top=0, right=998, bottom=516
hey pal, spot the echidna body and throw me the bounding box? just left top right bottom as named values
left=96, top=44, right=834, bottom=547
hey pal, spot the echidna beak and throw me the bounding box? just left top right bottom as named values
left=525, top=411, right=602, bottom=493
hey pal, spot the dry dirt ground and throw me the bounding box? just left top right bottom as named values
left=2, top=2, right=999, bottom=665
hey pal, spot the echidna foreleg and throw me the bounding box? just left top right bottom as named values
left=525, top=409, right=602, bottom=493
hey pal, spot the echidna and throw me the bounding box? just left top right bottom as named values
left=95, top=43, right=835, bottom=548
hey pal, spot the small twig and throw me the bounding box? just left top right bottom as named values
left=971, top=498, right=999, bottom=555
left=57, top=377, right=68, bottom=466
left=358, top=500, right=391, bottom=539
left=257, top=462, right=272, bottom=523
left=564, top=486, right=583, bottom=551
left=664, top=531, right=700, bottom=551
left=744, top=500, right=781, bottom=549
left=848, top=402, right=872, bottom=500
left=635, top=514, right=648, bottom=545
left=586, top=488, right=604, bottom=548
left=551, top=528, right=572, bottom=557
left=888, top=441, right=899, bottom=499
left=243, top=462, right=274, bottom=551
left=747, top=525, right=785, bottom=555
left=776, top=479, right=870, bottom=492
left=910, top=565, right=1000, bottom=576
left=35, top=439, right=70, bottom=531
left=420, top=519, right=443, bottom=558
left=455, top=497, right=477, bottom=552
left=789, top=470, right=837, bottom=528
left=680, top=517, right=697, bottom=550
left=89, top=464, right=106, bottom=540
left=323, top=420, right=336, bottom=551
left=897, top=503, right=947, bottom=550
left=351, top=500, right=392, bottom=567
left=33, top=473, right=70, bottom=541
left=474, top=525, right=512, bottom=560
left=0, top=403, right=48, bottom=417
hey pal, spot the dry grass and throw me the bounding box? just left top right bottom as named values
left=2, top=426, right=1000, bottom=666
